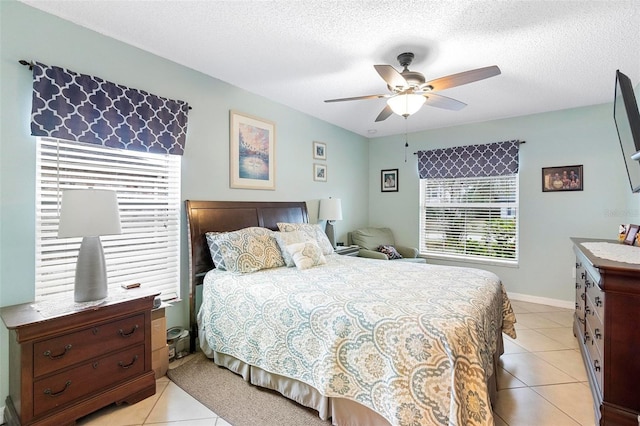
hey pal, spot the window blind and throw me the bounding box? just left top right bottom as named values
left=420, top=175, right=518, bottom=263
left=35, top=137, right=181, bottom=301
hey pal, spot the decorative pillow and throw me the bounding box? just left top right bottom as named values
left=276, top=222, right=334, bottom=255
left=274, top=231, right=312, bottom=267
left=287, top=241, right=327, bottom=270
left=210, top=227, right=285, bottom=273
left=205, top=232, right=227, bottom=270
left=377, top=245, right=403, bottom=260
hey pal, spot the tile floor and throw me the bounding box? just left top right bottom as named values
left=77, top=300, right=596, bottom=426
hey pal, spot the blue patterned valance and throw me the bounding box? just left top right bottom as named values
left=30, top=62, right=189, bottom=155
left=417, top=140, right=520, bottom=179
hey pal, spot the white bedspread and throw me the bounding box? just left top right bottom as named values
left=198, top=254, right=516, bottom=426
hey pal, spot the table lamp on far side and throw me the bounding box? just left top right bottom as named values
left=318, top=198, right=343, bottom=248
left=58, top=189, right=122, bottom=302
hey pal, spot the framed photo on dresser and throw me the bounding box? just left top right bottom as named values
left=623, top=224, right=639, bottom=245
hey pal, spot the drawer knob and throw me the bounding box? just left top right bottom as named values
left=92, top=327, right=99, bottom=335
left=118, top=355, right=139, bottom=369
left=44, top=380, right=71, bottom=397
left=594, top=359, right=601, bottom=372
left=43, top=344, right=72, bottom=360
left=118, top=324, right=139, bottom=338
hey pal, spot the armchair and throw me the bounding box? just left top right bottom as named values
left=349, top=227, right=426, bottom=263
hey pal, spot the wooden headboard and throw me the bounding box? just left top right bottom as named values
left=184, top=200, right=309, bottom=350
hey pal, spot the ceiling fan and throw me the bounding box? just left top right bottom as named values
left=325, top=52, right=501, bottom=122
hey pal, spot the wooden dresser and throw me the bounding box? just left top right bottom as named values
left=1, top=289, right=159, bottom=426
left=572, top=238, right=640, bottom=425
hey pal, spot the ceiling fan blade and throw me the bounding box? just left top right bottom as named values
left=324, top=94, right=388, bottom=103
left=423, top=65, right=501, bottom=91
left=374, top=65, right=408, bottom=90
left=375, top=105, right=393, bottom=122
left=423, top=93, right=467, bottom=111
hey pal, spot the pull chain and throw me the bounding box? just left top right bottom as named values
left=404, top=117, right=409, bottom=162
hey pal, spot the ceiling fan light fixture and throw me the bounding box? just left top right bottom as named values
left=387, top=93, right=426, bottom=117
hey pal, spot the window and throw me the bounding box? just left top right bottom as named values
left=420, top=175, right=518, bottom=264
left=36, top=137, right=181, bottom=301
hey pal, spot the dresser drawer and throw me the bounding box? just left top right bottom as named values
left=585, top=317, right=603, bottom=393
left=585, top=280, right=604, bottom=321
left=33, top=344, right=146, bottom=417
left=34, top=313, right=145, bottom=377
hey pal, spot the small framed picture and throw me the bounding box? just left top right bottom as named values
left=542, top=165, right=583, bottom=192
left=381, top=169, right=398, bottom=192
left=313, top=141, right=326, bottom=160
left=623, top=224, right=639, bottom=245
left=313, top=163, right=327, bottom=182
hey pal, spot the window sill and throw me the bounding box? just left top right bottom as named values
left=423, top=253, right=519, bottom=268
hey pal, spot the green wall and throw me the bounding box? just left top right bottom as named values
left=0, top=1, right=369, bottom=410
left=2, top=0, right=639, bottom=418
left=368, top=103, right=639, bottom=303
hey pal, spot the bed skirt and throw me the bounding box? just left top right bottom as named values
left=207, top=334, right=503, bottom=426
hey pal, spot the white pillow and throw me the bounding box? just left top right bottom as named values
left=273, top=230, right=312, bottom=267
left=287, top=241, right=327, bottom=270
left=276, top=222, right=334, bottom=255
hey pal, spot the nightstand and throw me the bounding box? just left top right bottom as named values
left=1, top=288, right=158, bottom=426
left=334, top=245, right=360, bottom=256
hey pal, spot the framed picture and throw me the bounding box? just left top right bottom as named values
left=313, top=163, right=327, bottom=182
left=229, top=110, right=276, bottom=190
left=542, top=165, right=583, bottom=192
left=313, top=141, right=326, bottom=160
left=623, top=224, right=639, bottom=245
left=381, top=169, right=398, bottom=192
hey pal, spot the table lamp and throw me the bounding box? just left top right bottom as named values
left=58, top=189, right=122, bottom=302
left=318, top=198, right=342, bottom=248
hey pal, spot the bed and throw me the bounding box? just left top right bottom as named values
left=186, top=200, right=517, bottom=426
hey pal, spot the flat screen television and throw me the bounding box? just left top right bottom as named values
left=613, top=69, right=640, bottom=193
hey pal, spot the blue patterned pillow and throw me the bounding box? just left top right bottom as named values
left=210, top=227, right=285, bottom=273
left=205, top=232, right=227, bottom=270
left=377, top=245, right=403, bottom=260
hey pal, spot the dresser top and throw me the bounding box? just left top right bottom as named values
left=1, top=287, right=159, bottom=330
left=572, top=237, right=640, bottom=275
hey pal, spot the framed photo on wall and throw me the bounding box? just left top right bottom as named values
left=229, top=110, right=276, bottom=190
left=313, top=163, right=327, bottom=182
left=542, top=165, right=583, bottom=192
left=381, top=169, right=398, bottom=192
left=313, top=141, right=327, bottom=160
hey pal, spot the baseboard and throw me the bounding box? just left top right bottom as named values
left=508, top=292, right=573, bottom=310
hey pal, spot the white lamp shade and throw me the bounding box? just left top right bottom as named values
left=58, top=189, right=122, bottom=238
left=318, top=198, right=343, bottom=221
left=387, top=93, right=426, bottom=117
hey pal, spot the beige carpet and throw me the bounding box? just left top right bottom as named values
left=167, top=352, right=331, bottom=426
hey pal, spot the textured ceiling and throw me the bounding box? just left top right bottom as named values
left=19, top=0, right=640, bottom=138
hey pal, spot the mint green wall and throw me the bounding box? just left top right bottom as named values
left=0, top=1, right=368, bottom=408
left=369, top=103, right=638, bottom=302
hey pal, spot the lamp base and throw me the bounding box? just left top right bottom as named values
left=325, top=221, right=336, bottom=249
left=74, top=236, right=108, bottom=302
